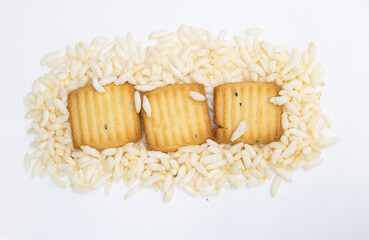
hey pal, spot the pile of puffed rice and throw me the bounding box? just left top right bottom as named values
left=24, top=25, right=339, bottom=201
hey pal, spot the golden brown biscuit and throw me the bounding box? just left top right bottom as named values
left=68, top=83, right=141, bottom=150
left=214, top=82, right=282, bottom=144
left=141, top=83, right=212, bottom=152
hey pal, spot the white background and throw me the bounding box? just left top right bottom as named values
left=0, top=0, right=368, bottom=239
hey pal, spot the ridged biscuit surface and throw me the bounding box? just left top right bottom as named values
left=214, top=82, right=282, bottom=144
left=141, top=83, right=212, bottom=152
left=68, top=83, right=141, bottom=150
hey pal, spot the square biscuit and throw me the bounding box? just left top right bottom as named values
left=68, top=83, right=141, bottom=150
left=214, top=82, right=282, bottom=145
left=141, top=83, right=212, bottom=152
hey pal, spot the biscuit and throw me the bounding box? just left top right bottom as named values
left=68, top=83, right=141, bottom=150
left=214, top=82, right=282, bottom=144
left=141, top=83, right=212, bottom=152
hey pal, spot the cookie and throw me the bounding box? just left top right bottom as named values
left=68, top=83, right=141, bottom=150
left=141, top=83, right=212, bottom=152
left=214, top=82, right=282, bottom=144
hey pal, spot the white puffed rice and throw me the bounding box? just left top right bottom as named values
left=189, top=91, right=206, bottom=101
left=231, top=121, right=247, bottom=142
left=24, top=26, right=338, bottom=202
left=142, top=96, right=151, bottom=118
